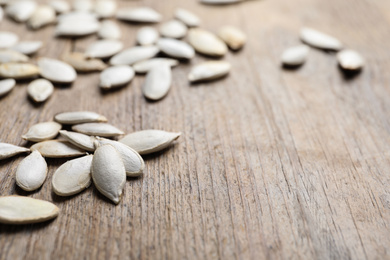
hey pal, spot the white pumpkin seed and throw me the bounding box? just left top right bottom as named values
left=98, top=20, right=121, bottom=39
left=59, top=130, right=96, bottom=152
left=100, top=65, right=134, bottom=89
left=95, top=0, right=116, bottom=18
left=188, top=61, right=231, bottom=82
left=0, top=63, right=39, bottom=79
left=281, top=45, right=310, bottom=66
left=85, top=40, right=123, bottom=59
left=136, top=26, right=159, bottom=46
left=109, top=46, right=159, bottom=66
left=0, top=143, right=29, bottom=160
left=0, top=78, right=15, bottom=97
left=55, top=111, right=107, bottom=124
left=188, top=28, right=227, bottom=57
left=0, top=50, right=29, bottom=63
left=56, top=19, right=100, bottom=37
left=133, top=58, right=179, bottom=74
left=57, top=11, right=97, bottom=23
left=0, top=196, right=59, bottom=224
left=72, top=123, right=124, bottom=137
left=142, top=63, right=172, bottom=101
left=22, top=121, right=62, bottom=142
left=52, top=155, right=93, bottom=196
left=27, top=79, right=54, bottom=103
left=62, top=52, right=107, bottom=72
left=116, top=7, right=162, bottom=23
left=96, top=138, right=144, bottom=177
left=27, top=5, right=56, bottom=29
left=218, top=26, right=246, bottom=50
left=119, top=130, right=181, bottom=155
left=0, top=31, right=19, bottom=49
left=92, top=144, right=126, bottom=204
left=157, top=38, right=195, bottom=59
left=174, top=8, right=200, bottom=27
left=31, top=140, right=85, bottom=158
left=15, top=150, right=47, bottom=191
left=12, top=41, right=42, bottom=55
left=300, top=27, right=342, bottom=51
left=337, top=49, right=364, bottom=71
left=49, top=0, right=70, bottom=14
left=72, top=0, right=92, bottom=12
left=160, top=20, right=187, bottom=39
left=38, top=57, right=77, bottom=83
left=6, top=0, right=37, bottom=22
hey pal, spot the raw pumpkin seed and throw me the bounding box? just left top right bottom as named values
left=49, top=0, right=70, bottom=14
left=31, top=140, right=85, bottom=158
left=281, top=45, right=309, bottom=66
left=218, top=26, right=246, bottom=50
left=22, top=121, right=61, bottom=142
left=0, top=78, right=15, bottom=97
left=56, top=19, right=100, bottom=37
left=0, top=31, right=19, bottom=49
left=72, top=123, right=124, bottom=137
left=6, top=0, right=37, bottom=22
left=72, top=0, right=92, bottom=12
left=188, top=28, right=227, bottom=57
left=62, top=52, right=107, bottom=72
left=160, top=20, right=187, bottom=39
left=142, top=63, right=172, bottom=101
left=188, top=61, right=231, bottom=82
left=59, top=130, right=96, bottom=152
left=85, top=39, right=123, bottom=59
left=98, top=20, right=121, bottom=39
left=157, top=38, right=195, bottom=59
left=337, top=49, right=364, bottom=71
left=136, top=26, right=159, bottom=46
left=27, top=79, right=54, bottom=103
left=27, top=5, right=56, bottom=29
left=54, top=111, right=107, bottom=124
left=57, top=11, right=97, bottom=23
left=133, top=58, right=179, bottom=74
left=0, top=63, right=39, bottom=79
left=109, top=46, right=159, bottom=66
left=95, top=0, right=116, bottom=19
left=0, top=50, right=29, bottom=63
left=100, top=65, right=135, bottom=89
left=300, top=27, right=342, bottom=51
left=12, top=41, right=43, bottom=55
left=38, top=57, right=77, bottom=83
left=116, top=7, right=162, bottom=23
left=0, top=143, right=29, bottom=160
left=15, top=150, right=47, bottom=191
left=174, top=8, right=200, bottom=27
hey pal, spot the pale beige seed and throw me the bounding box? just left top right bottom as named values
left=0, top=32, right=18, bottom=49
left=300, top=27, right=342, bottom=51
left=95, top=0, right=116, bottom=18
left=56, top=19, right=100, bottom=37
left=142, top=63, right=172, bottom=101
left=174, top=8, right=200, bottom=27
left=85, top=40, right=123, bottom=59
left=0, top=196, right=59, bottom=224
left=136, top=27, right=159, bottom=46
left=281, top=45, right=310, bottom=66
left=31, top=140, right=85, bottom=158
left=72, top=123, right=124, bottom=137
left=0, top=143, right=29, bottom=160
left=27, top=5, right=56, bottom=29
left=49, top=0, right=70, bottom=14
left=38, top=57, right=77, bottom=83
left=98, top=20, right=121, bottom=39
left=133, top=58, right=179, bottom=74
left=160, top=20, right=187, bottom=39
left=157, top=38, right=195, bottom=59
left=12, top=41, right=42, bottom=55
left=0, top=78, right=15, bottom=97
left=119, top=130, right=181, bottom=155
left=0, top=50, right=29, bottom=63
left=62, top=52, right=107, bottom=72
left=188, top=28, right=227, bottom=57
left=92, top=144, right=126, bottom=204
left=54, top=111, right=107, bottom=124
left=100, top=65, right=135, bottom=89
left=109, top=46, right=159, bottom=66
left=188, top=61, right=231, bottom=82
left=218, top=26, right=246, bottom=50
left=96, top=138, right=144, bottom=177
left=72, top=0, right=92, bottom=12
left=15, top=151, right=47, bottom=191
left=116, top=7, right=162, bottom=23
left=27, top=79, right=54, bottom=103
left=57, top=11, right=97, bottom=23
left=52, top=155, right=93, bottom=196
left=0, top=63, right=39, bottom=79
left=337, top=49, right=364, bottom=71
left=59, top=130, right=96, bottom=152
left=22, top=121, right=61, bottom=142
left=6, top=0, right=37, bottom=22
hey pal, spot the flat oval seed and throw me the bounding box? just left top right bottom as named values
left=218, top=26, right=246, bottom=50
left=109, top=46, right=159, bottom=66
left=0, top=78, right=15, bottom=97
left=27, top=5, right=56, bottom=29
left=92, top=144, right=126, bottom=204
left=38, top=57, right=77, bottom=83
left=59, top=130, right=96, bottom=152
left=160, top=20, right=187, bottom=39
left=52, top=155, right=93, bottom=196
left=15, top=151, right=47, bottom=191
left=0, top=50, right=29, bottom=63
left=56, top=19, right=100, bottom=37
left=0, top=63, right=39, bottom=79
left=119, top=130, right=181, bottom=155
left=100, top=65, right=135, bottom=89
left=57, top=11, right=98, bottom=23
left=116, top=7, right=162, bottom=23
left=27, top=79, right=54, bottom=103
left=72, top=123, right=124, bottom=137
left=54, top=111, right=107, bottom=124
left=281, top=45, right=309, bottom=66
left=95, top=0, right=116, bottom=19
left=0, top=196, right=59, bottom=224
left=85, top=40, right=123, bottom=59
left=136, top=27, right=159, bottom=46
left=12, top=41, right=43, bottom=55
left=142, top=63, right=172, bottom=101
left=174, top=8, right=200, bottom=27
left=98, top=20, right=121, bottom=39
left=133, top=58, right=179, bottom=74
left=73, top=0, right=92, bottom=12
left=31, top=140, right=85, bottom=158
left=157, top=38, right=195, bottom=59
left=0, top=31, right=18, bottom=49
left=49, top=0, right=70, bottom=14
left=22, top=121, right=61, bottom=142
left=62, top=52, right=107, bottom=72
left=0, top=143, right=29, bottom=160
left=300, top=27, right=342, bottom=51
left=337, top=49, right=364, bottom=71
left=188, top=61, right=231, bottom=82
left=6, top=0, right=37, bottom=22
left=188, top=28, right=227, bottom=57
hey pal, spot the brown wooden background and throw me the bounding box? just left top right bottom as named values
left=1, top=0, right=390, bottom=259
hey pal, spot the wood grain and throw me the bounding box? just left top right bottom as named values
left=1, top=0, right=390, bottom=259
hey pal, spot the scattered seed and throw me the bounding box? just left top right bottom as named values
left=54, top=111, right=107, bottom=124
left=72, top=123, right=124, bottom=137
left=38, top=57, right=77, bottom=83
left=188, top=61, right=231, bottom=82
left=15, top=150, right=47, bottom=191
left=59, top=130, right=96, bottom=152
left=300, top=27, right=342, bottom=51
left=27, top=5, right=56, bottom=30
left=174, top=8, right=200, bottom=27
left=95, top=0, right=116, bottom=19
left=109, top=46, right=159, bottom=66
left=72, top=0, right=92, bottom=12
left=57, top=11, right=97, bottom=23
left=136, top=26, right=159, bottom=46
left=160, top=20, right=187, bottom=39
left=98, top=20, right=121, bottom=39
left=0, top=63, right=39, bottom=79
left=22, top=121, right=61, bottom=142
left=49, top=0, right=70, bottom=14
left=133, top=58, right=179, bottom=74
left=0, top=78, right=15, bottom=97
left=218, top=25, right=246, bottom=50
left=12, top=41, right=42, bottom=55
left=116, top=7, right=162, bottom=23
left=85, top=39, right=123, bottom=59
left=281, top=45, right=309, bottom=66
left=6, top=0, right=37, bottom=22
left=337, top=49, right=364, bottom=71
left=0, top=31, right=19, bottom=49
left=0, top=143, right=29, bottom=160
left=56, top=18, right=100, bottom=37
left=62, top=52, right=107, bottom=72
left=0, top=49, right=29, bottom=63
left=142, top=63, right=172, bottom=101
left=157, top=38, right=195, bottom=59
left=27, top=79, right=54, bottom=103
left=188, top=28, right=227, bottom=57
left=99, top=65, right=135, bottom=89
left=31, top=140, right=85, bottom=158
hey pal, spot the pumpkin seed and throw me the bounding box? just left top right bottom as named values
left=59, top=130, right=96, bottom=152
left=281, top=45, right=310, bottom=66
left=12, top=41, right=42, bottom=55
left=98, top=20, right=121, bottom=39
left=0, top=50, right=29, bottom=63
left=136, top=26, right=159, bottom=46
left=188, top=28, right=227, bottom=57
left=52, top=155, right=93, bottom=196
left=57, top=11, right=97, bottom=23
left=0, top=31, right=19, bottom=49
left=133, top=58, right=179, bottom=74
left=142, top=63, right=172, bottom=101
left=160, top=20, right=187, bottom=39
left=27, top=5, right=56, bottom=29
left=218, top=26, right=246, bottom=50
left=200, top=0, right=240, bottom=4
left=72, top=0, right=92, bottom=12
left=85, top=39, right=123, bottom=59
left=174, top=8, right=200, bottom=27
left=116, top=7, right=162, bottom=23
left=337, top=49, right=364, bottom=71
left=31, top=140, right=85, bottom=158
left=62, top=52, right=107, bottom=72
left=54, top=111, right=107, bottom=124
left=0, top=196, right=59, bottom=224
left=109, top=46, right=159, bottom=66
left=27, top=79, right=54, bottom=103
left=0, top=63, right=39, bottom=79
left=56, top=19, right=100, bottom=37
left=95, top=0, right=116, bottom=19
left=22, top=121, right=61, bottom=142
left=0, top=143, right=29, bottom=160
left=49, top=0, right=70, bottom=14
left=15, top=150, right=47, bottom=191
left=38, top=57, right=77, bottom=83
left=188, top=61, right=231, bottom=82
left=92, top=144, right=126, bottom=204
left=300, top=27, right=342, bottom=51
left=100, top=65, right=135, bottom=89
left=72, top=123, right=124, bottom=137
left=119, top=130, right=181, bottom=155
left=6, top=0, right=37, bottom=22
left=0, top=6, right=3, bottom=22
left=157, top=38, right=195, bottom=59
left=0, top=78, right=15, bottom=97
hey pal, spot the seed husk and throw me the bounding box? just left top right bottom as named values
left=133, top=58, right=179, bottom=74
left=49, top=0, right=70, bottom=14
left=0, top=63, right=39, bottom=79
left=6, top=0, right=37, bottom=22
left=100, top=65, right=135, bottom=89
left=54, top=111, right=107, bottom=124
left=72, top=0, right=92, bottom=12
left=31, top=140, right=85, bottom=158
left=0, top=78, right=15, bottom=97
left=0, top=50, right=29, bottom=63
left=95, top=0, right=116, bottom=19
left=38, top=57, right=77, bottom=84
left=12, top=41, right=43, bottom=55
left=96, top=138, right=144, bottom=177
left=174, top=8, right=200, bottom=27
left=136, top=26, right=159, bottom=46
left=157, top=38, right=195, bottom=59
left=98, top=20, right=121, bottom=39
left=92, top=144, right=126, bottom=204
left=59, top=130, right=96, bottom=152
left=337, top=49, right=364, bottom=71
left=15, top=150, right=47, bottom=191
left=119, top=130, right=181, bottom=155
left=142, top=63, right=172, bottom=101
left=27, top=79, right=54, bottom=103
left=22, top=121, right=61, bottom=142
left=0, top=143, right=30, bottom=160
left=109, top=46, right=159, bottom=66
left=116, top=7, right=162, bottom=23
left=27, top=5, right=56, bottom=30
left=62, top=52, right=107, bottom=72
left=0, top=196, right=59, bottom=224
left=300, top=27, right=342, bottom=51
left=217, top=26, right=246, bottom=50
left=56, top=19, right=100, bottom=37
left=57, top=11, right=97, bottom=23
left=72, top=123, right=124, bottom=137
left=188, top=61, right=231, bottom=82
left=85, top=40, right=123, bottom=59
left=160, top=20, right=187, bottom=39
left=52, top=155, right=93, bottom=196
left=0, top=31, right=19, bottom=49
left=188, top=28, right=227, bottom=57
left=281, top=45, right=310, bottom=66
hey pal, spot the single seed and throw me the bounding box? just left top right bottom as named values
left=12, top=41, right=43, bottom=55
left=54, top=111, right=107, bottom=124
left=174, top=8, right=200, bottom=27
left=56, top=19, right=100, bottom=37
left=0, top=31, right=19, bottom=49
left=99, top=65, right=135, bottom=89
left=188, top=28, right=227, bottom=57
left=136, top=27, right=159, bottom=46
left=217, top=26, right=246, bottom=50
left=72, top=123, right=124, bottom=137
left=157, top=38, right=195, bottom=59
left=0, top=50, right=29, bottom=63
left=59, top=130, right=96, bottom=152
left=6, top=0, right=37, bottom=22
left=72, top=0, right=92, bottom=12
left=22, top=121, right=61, bottom=142
left=142, top=63, right=172, bottom=101
left=98, top=20, right=121, bottom=39
left=109, top=46, right=159, bottom=66
left=300, top=27, right=342, bottom=51
left=337, top=49, right=364, bottom=71
left=62, top=52, right=107, bottom=72
left=0, top=143, right=29, bottom=160
left=31, top=140, right=85, bottom=158
left=15, top=151, right=47, bottom=192
left=85, top=40, right=123, bottom=59
left=133, top=58, right=179, bottom=74
left=27, top=5, right=56, bottom=29
left=116, top=7, right=162, bottom=23
left=38, top=57, right=77, bottom=83
left=0, top=63, right=39, bottom=79
left=49, top=0, right=70, bottom=14
left=27, top=79, right=54, bottom=103
left=160, top=20, right=187, bottom=39
left=188, top=61, right=231, bottom=82
left=0, top=78, right=15, bottom=97
left=281, top=45, right=310, bottom=66
left=95, top=0, right=116, bottom=19
left=57, top=11, right=97, bottom=23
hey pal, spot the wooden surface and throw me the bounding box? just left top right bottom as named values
left=1, top=0, right=390, bottom=259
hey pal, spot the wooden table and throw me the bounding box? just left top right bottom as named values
left=1, top=0, right=390, bottom=259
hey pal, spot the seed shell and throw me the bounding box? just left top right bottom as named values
left=38, top=57, right=77, bottom=83
left=0, top=78, right=15, bottom=97
left=95, top=0, right=116, bottom=18
left=85, top=39, right=123, bottom=59
left=188, top=61, right=231, bottom=82
left=337, top=49, right=364, bottom=71
left=6, top=0, right=37, bottom=22
left=0, top=63, right=39, bottom=79
left=281, top=45, right=310, bottom=66
left=300, top=27, right=342, bottom=51
left=116, top=7, right=162, bottom=23
left=0, top=31, right=19, bottom=49
left=27, top=79, right=54, bottom=103
left=217, top=26, right=246, bottom=50
left=59, top=130, right=96, bottom=152
left=12, top=41, right=43, bottom=55
left=0, top=143, right=29, bottom=160
left=62, top=52, right=107, bottom=72
left=72, top=123, right=124, bottom=137
left=136, top=26, right=159, bottom=46
left=98, top=20, right=121, bottom=39
left=0, top=50, right=29, bottom=63
left=31, top=140, right=85, bottom=158
left=188, top=28, right=227, bottom=57
left=56, top=19, right=100, bottom=37
left=109, top=46, right=159, bottom=66
left=27, top=5, right=56, bottom=29
left=157, top=38, right=195, bottom=59
left=22, top=121, right=61, bottom=142
left=100, top=65, right=135, bottom=89
left=160, top=20, right=187, bottom=39
left=174, top=8, right=200, bottom=27
left=142, top=63, right=172, bottom=101
left=133, top=58, right=179, bottom=74
left=15, top=151, right=47, bottom=191
left=54, top=111, right=107, bottom=124
left=49, top=0, right=70, bottom=14
left=73, top=0, right=92, bottom=12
